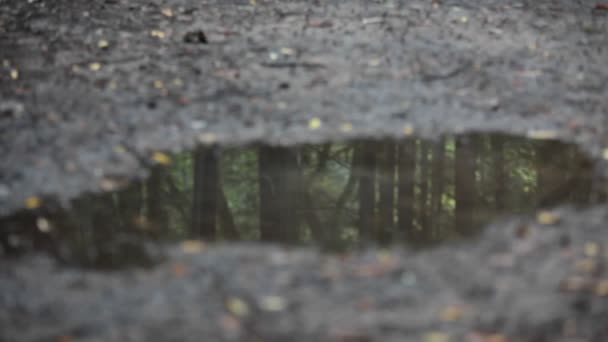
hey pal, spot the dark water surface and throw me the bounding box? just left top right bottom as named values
left=0, top=133, right=604, bottom=268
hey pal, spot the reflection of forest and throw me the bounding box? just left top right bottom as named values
left=14, top=134, right=600, bottom=267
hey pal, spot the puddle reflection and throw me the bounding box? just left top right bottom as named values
left=0, top=133, right=603, bottom=268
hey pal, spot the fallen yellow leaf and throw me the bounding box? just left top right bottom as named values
left=308, top=118, right=322, bottom=130
left=584, top=242, right=600, bottom=257
left=25, top=196, right=41, bottom=209
left=150, top=30, right=166, bottom=39
left=113, top=145, right=127, bottom=154
left=259, top=296, right=287, bottom=312
left=36, top=217, right=51, bottom=233
left=152, top=152, right=171, bottom=165
left=423, top=332, right=450, bottom=342
left=153, top=80, right=165, bottom=89
left=161, top=8, right=174, bottom=17
left=181, top=240, right=205, bottom=254
left=403, top=123, right=414, bottom=136
left=527, top=129, right=557, bottom=140
left=536, top=210, right=559, bottom=225
left=226, top=297, right=250, bottom=317
left=340, top=122, right=353, bottom=133
left=198, top=133, right=217, bottom=144
left=89, top=62, right=102, bottom=71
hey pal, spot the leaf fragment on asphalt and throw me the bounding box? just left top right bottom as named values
left=439, top=305, right=465, bottom=322
left=527, top=129, right=557, bottom=140
left=403, top=123, right=414, bottom=136
left=150, top=30, right=166, bottom=39
left=172, top=262, right=187, bottom=277
left=198, top=133, right=217, bottom=144
left=89, top=62, right=102, bottom=71
left=259, top=295, right=287, bottom=312
left=424, top=332, right=450, bottom=342
left=575, top=258, right=597, bottom=273
left=595, top=280, right=608, bottom=296
left=226, top=297, right=250, bottom=317
left=584, top=242, right=600, bottom=257
left=536, top=210, right=559, bottom=225
left=340, top=122, right=353, bottom=132
left=308, top=117, right=322, bottom=130
left=25, top=196, right=41, bottom=209
left=152, top=151, right=171, bottom=165
left=36, top=218, right=51, bottom=233
left=181, top=240, right=205, bottom=254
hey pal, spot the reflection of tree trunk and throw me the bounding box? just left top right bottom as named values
left=356, top=142, right=377, bottom=240
left=301, top=189, right=326, bottom=242
left=258, top=146, right=300, bottom=243
left=0, top=214, right=42, bottom=255
left=59, top=191, right=152, bottom=268
left=165, top=175, right=190, bottom=230
left=377, top=141, right=396, bottom=243
left=192, top=146, right=219, bottom=240
left=292, top=151, right=327, bottom=243
left=538, top=143, right=592, bottom=206
left=117, top=181, right=143, bottom=228
left=327, top=147, right=358, bottom=243
left=430, top=138, right=445, bottom=238
left=313, top=143, right=332, bottom=176
left=455, top=136, right=476, bottom=235
left=398, top=139, right=416, bottom=237
left=568, top=149, right=593, bottom=204
left=536, top=141, right=565, bottom=207
left=491, top=135, right=506, bottom=210
left=418, top=143, right=430, bottom=240
left=146, top=167, right=168, bottom=235
left=218, top=187, right=239, bottom=239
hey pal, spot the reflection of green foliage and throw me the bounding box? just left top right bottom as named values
left=158, top=136, right=589, bottom=247
left=38, top=133, right=595, bottom=269
left=165, top=152, right=194, bottom=238
left=221, top=148, right=259, bottom=239
left=91, top=136, right=599, bottom=247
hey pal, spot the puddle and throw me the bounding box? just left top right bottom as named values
left=0, top=133, right=604, bottom=268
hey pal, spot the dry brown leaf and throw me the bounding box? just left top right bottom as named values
left=439, top=305, right=465, bottom=322
left=181, top=240, right=205, bottom=254
left=560, top=276, right=588, bottom=292
left=595, top=280, right=608, bottom=296
left=575, top=258, right=597, bottom=274
left=172, top=262, right=187, bottom=277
